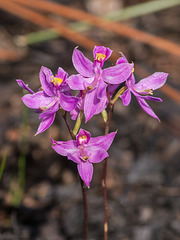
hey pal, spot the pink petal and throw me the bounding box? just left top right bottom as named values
left=84, top=89, right=98, bottom=122
left=94, top=96, right=108, bottom=115
left=60, top=93, right=79, bottom=111
left=51, top=139, right=77, bottom=156
left=56, top=67, right=68, bottom=80
left=16, top=79, right=34, bottom=94
left=102, top=63, right=134, bottom=84
left=140, top=95, right=162, bottom=102
left=88, top=131, right=117, bottom=151
left=108, top=84, right=120, bottom=97
left=136, top=96, right=160, bottom=121
left=89, top=149, right=109, bottom=163
left=126, top=74, right=135, bottom=86
left=67, top=74, right=86, bottom=90
left=96, top=78, right=107, bottom=99
left=116, top=52, right=128, bottom=64
left=72, top=48, right=94, bottom=77
left=134, top=72, right=168, bottom=91
left=67, top=152, right=81, bottom=164
left=39, top=102, right=59, bottom=119
left=77, top=161, right=93, bottom=188
left=121, top=89, right=131, bottom=106
left=35, top=113, right=56, bottom=135
left=22, top=91, right=55, bottom=109
left=39, top=66, right=54, bottom=96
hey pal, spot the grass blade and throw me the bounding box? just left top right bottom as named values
left=0, top=151, right=7, bottom=180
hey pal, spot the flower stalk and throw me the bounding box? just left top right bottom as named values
left=61, top=111, right=88, bottom=240
left=102, top=88, right=115, bottom=240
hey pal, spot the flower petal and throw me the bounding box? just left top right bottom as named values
left=77, top=161, right=93, bottom=188
left=39, top=102, right=59, bottom=119
left=102, top=63, right=134, bottom=84
left=134, top=72, right=168, bottom=91
left=84, top=88, right=98, bottom=122
left=39, top=66, right=54, bottom=96
left=22, top=91, right=55, bottom=109
left=96, top=77, right=107, bottom=99
left=70, top=93, right=84, bottom=120
left=72, top=48, right=94, bottom=77
left=121, top=89, right=131, bottom=106
left=88, top=131, right=117, bottom=151
left=126, top=74, right=135, bottom=86
left=93, top=46, right=112, bottom=67
left=116, top=52, right=128, bottom=64
left=89, top=148, right=109, bottom=163
left=16, top=79, right=34, bottom=94
left=93, top=46, right=112, bottom=61
left=140, top=95, right=162, bottom=102
left=67, top=152, right=81, bottom=164
left=35, top=113, right=56, bottom=135
left=56, top=67, right=68, bottom=80
left=76, top=129, right=91, bottom=144
left=51, top=139, right=77, bottom=156
left=60, top=93, right=79, bottom=111
left=136, top=96, right=160, bottom=121
left=67, top=74, right=86, bottom=90
left=108, top=84, right=120, bottom=97
left=94, top=96, right=108, bottom=115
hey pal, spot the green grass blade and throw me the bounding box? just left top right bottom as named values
left=15, top=0, right=180, bottom=46
left=0, top=151, right=7, bottom=180
left=105, top=0, right=180, bottom=22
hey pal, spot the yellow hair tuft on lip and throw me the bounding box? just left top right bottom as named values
left=51, top=76, right=63, bottom=86
left=95, top=53, right=106, bottom=61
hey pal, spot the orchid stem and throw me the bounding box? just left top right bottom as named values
left=80, top=177, right=88, bottom=240
left=62, top=110, right=88, bottom=240
left=62, top=111, right=75, bottom=139
left=102, top=88, right=114, bottom=240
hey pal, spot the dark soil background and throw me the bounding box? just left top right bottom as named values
left=0, top=0, right=180, bottom=239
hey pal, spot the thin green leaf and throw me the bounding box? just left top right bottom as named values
left=0, top=151, right=7, bottom=180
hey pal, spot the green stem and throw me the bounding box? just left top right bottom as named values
left=73, top=111, right=84, bottom=135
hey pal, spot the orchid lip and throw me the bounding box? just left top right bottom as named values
left=134, top=87, right=154, bottom=95
left=51, top=76, right=63, bottom=88
left=78, top=135, right=88, bottom=145
left=80, top=155, right=89, bottom=161
left=79, top=145, right=91, bottom=161
left=95, top=53, right=106, bottom=62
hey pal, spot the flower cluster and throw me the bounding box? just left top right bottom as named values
left=51, top=129, right=116, bottom=187
left=17, top=46, right=168, bottom=187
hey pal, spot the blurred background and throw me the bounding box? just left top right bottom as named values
left=0, top=0, right=180, bottom=239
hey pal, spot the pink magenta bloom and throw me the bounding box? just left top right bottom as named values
left=117, top=54, right=168, bottom=120
left=67, top=46, right=133, bottom=121
left=17, top=66, right=78, bottom=135
left=51, top=129, right=117, bottom=187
